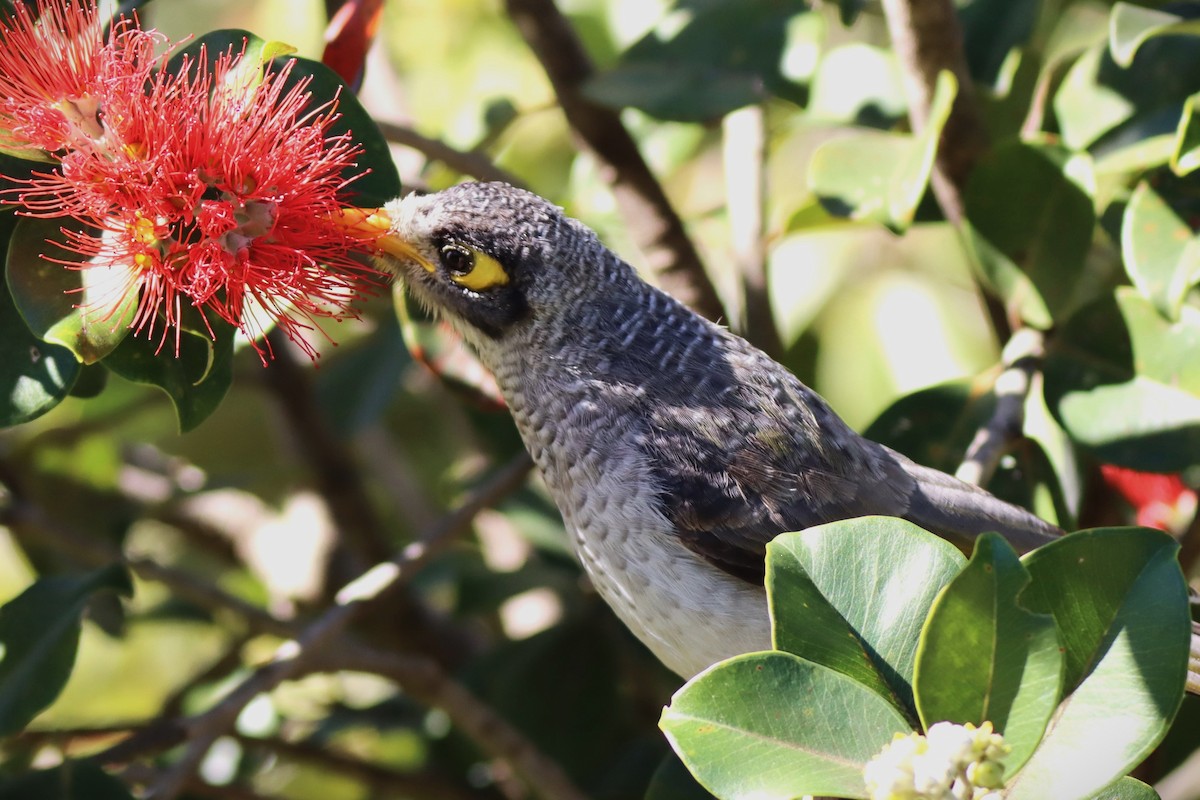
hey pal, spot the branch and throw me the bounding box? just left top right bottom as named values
left=880, top=0, right=988, bottom=225
left=880, top=0, right=1012, bottom=343
left=722, top=104, right=782, bottom=355
left=322, top=647, right=592, bottom=800
left=144, top=454, right=536, bottom=800
left=375, top=121, right=524, bottom=186
left=261, top=329, right=392, bottom=577
left=955, top=328, right=1043, bottom=487
left=502, top=0, right=725, bottom=321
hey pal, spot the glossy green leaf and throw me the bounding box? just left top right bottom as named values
left=1110, top=2, right=1200, bottom=68
left=660, top=651, right=911, bottom=800
left=1087, top=777, right=1161, bottom=800
left=913, top=534, right=1061, bottom=773
left=102, top=319, right=235, bottom=433
left=6, top=218, right=137, bottom=364
left=281, top=55, right=401, bottom=206
left=0, top=233, right=79, bottom=425
left=1171, top=92, right=1200, bottom=175
left=809, top=71, right=955, bottom=230
left=1122, top=181, right=1200, bottom=320
left=1006, top=529, right=1189, bottom=800
left=0, top=564, right=132, bottom=737
left=0, top=761, right=135, bottom=800
left=1043, top=288, right=1200, bottom=472
left=1056, top=32, right=1200, bottom=152
left=963, top=142, right=1096, bottom=328
left=583, top=0, right=807, bottom=122
left=767, top=517, right=966, bottom=721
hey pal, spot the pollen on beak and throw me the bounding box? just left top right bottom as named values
left=332, top=207, right=435, bottom=273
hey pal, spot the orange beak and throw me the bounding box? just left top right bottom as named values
left=332, top=207, right=433, bottom=271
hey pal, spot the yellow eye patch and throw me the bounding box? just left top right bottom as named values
left=442, top=245, right=510, bottom=291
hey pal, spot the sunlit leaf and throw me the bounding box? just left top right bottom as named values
left=767, top=517, right=965, bottom=721
left=1110, top=2, right=1200, bottom=68
left=1043, top=288, right=1200, bottom=472
left=1121, top=181, right=1200, bottom=320
left=660, top=651, right=911, bottom=800
left=809, top=71, right=956, bottom=230
left=6, top=218, right=136, bottom=364
left=914, top=534, right=1061, bottom=773
left=1006, top=529, right=1189, bottom=800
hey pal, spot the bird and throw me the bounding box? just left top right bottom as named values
left=360, top=180, right=1064, bottom=679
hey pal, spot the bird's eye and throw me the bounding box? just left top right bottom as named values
left=440, top=244, right=475, bottom=276
left=439, top=243, right=510, bottom=291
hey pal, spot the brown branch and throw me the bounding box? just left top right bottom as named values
left=261, top=329, right=392, bottom=579
left=880, top=0, right=1012, bottom=345
left=320, top=647, right=592, bottom=800
left=142, top=454, right=537, bottom=800
left=955, top=328, right=1043, bottom=488
left=233, top=732, right=486, bottom=800
left=375, top=121, right=524, bottom=187
left=502, top=0, right=724, bottom=321
left=880, top=0, right=988, bottom=224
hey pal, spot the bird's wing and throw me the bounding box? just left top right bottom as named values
left=642, top=392, right=915, bottom=584
left=642, top=381, right=1060, bottom=586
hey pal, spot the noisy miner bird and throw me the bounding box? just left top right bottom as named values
left=360, top=181, right=1065, bottom=679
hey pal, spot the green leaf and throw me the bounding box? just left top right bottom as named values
left=1087, top=777, right=1161, bottom=800
left=102, top=319, right=235, bottom=433
left=0, top=761, right=135, bottom=800
left=1043, top=288, right=1200, bottom=472
left=660, top=651, right=911, bottom=800
left=963, top=142, right=1097, bottom=328
left=1121, top=181, right=1200, bottom=320
left=1110, top=2, right=1200, bottom=68
left=913, top=534, right=1062, bottom=773
left=1171, top=92, right=1200, bottom=175
left=1056, top=33, right=1200, bottom=152
left=0, top=564, right=132, bottom=737
left=808, top=71, right=956, bottom=230
left=6, top=218, right=137, bottom=364
left=1006, top=529, right=1189, bottom=800
left=583, top=0, right=807, bottom=122
left=280, top=55, right=402, bottom=207
left=0, top=246, right=79, bottom=426
left=767, top=517, right=966, bottom=721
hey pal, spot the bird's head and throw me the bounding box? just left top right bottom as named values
left=344, top=182, right=627, bottom=349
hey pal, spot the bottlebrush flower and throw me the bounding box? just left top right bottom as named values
left=1, top=0, right=382, bottom=361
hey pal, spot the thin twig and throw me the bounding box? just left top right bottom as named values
left=231, top=732, right=485, bottom=800
left=956, top=328, right=1044, bottom=487
left=144, top=454, right=535, bottom=800
left=323, top=646, right=592, bottom=800
left=502, top=0, right=724, bottom=321
left=375, top=121, right=524, bottom=186
left=722, top=104, right=782, bottom=355
left=261, top=329, right=392, bottom=578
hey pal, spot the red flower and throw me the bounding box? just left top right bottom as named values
left=1099, top=464, right=1198, bottom=533
left=1, top=0, right=381, bottom=361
